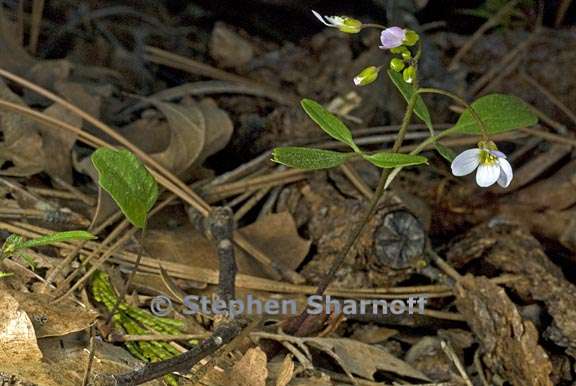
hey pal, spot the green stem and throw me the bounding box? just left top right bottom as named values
left=417, top=87, right=489, bottom=140
left=314, top=76, right=420, bottom=297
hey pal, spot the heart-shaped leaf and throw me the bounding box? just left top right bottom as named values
left=301, top=99, right=360, bottom=152
left=272, top=147, right=352, bottom=170
left=388, top=70, right=433, bottom=133
left=451, top=94, right=537, bottom=135
left=91, top=148, right=158, bottom=228
left=363, top=152, right=428, bottom=168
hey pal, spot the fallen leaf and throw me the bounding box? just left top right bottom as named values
left=228, top=347, right=268, bottom=386
left=210, top=22, right=255, bottom=68
left=144, top=212, right=310, bottom=279
left=151, top=100, right=205, bottom=175
left=0, top=79, right=45, bottom=176
left=42, top=103, right=83, bottom=183
left=275, top=354, right=295, bottom=386
left=7, top=289, right=97, bottom=338
left=307, top=337, right=430, bottom=382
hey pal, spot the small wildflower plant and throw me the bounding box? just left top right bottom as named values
left=272, top=10, right=538, bottom=191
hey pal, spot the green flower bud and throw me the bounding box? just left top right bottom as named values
left=403, top=66, right=416, bottom=83
left=339, top=17, right=362, bottom=33
left=389, top=58, right=405, bottom=72
left=353, top=66, right=380, bottom=86
left=403, top=30, right=420, bottom=46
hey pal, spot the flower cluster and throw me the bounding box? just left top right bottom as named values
left=312, top=10, right=419, bottom=87
left=311, top=10, right=515, bottom=189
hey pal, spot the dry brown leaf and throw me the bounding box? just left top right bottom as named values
left=7, top=289, right=97, bottom=338
left=228, top=347, right=268, bottom=386
left=307, top=337, right=429, bottom=382
left=0, top=10, right=37, bottom=76
left=195, top=98, right=233, bottom=165
left=151, top=100, right=206, bottom=175
left=455, top=275, right=553, bottom=386
left=42, top=103, right=83, bottom=183
left=0, top=79, right=45, bottom=176
left=144, top=212, right=310, bottom=279
left=210, top=22, right=255, bottom=68
left=0, top=289, right=43, bottom=365
left=275, top=354, right=295, bottom=386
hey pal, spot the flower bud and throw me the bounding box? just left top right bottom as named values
left=402, top=66, right=416, bottom=83
left=339, top=17, right=362, bottom=33
left=354, top=66, right=380, bottom=86
left=403, top=30, right=420, bottom=46
left=389, top=58, right=405, bottom=72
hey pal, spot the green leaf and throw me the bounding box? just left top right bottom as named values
left=363, top=152, right=428, bottom=168
left=388, top=70, right=433, bottom=133
left=91, top=148, right=159, bottom=228
left=434, top=142, right=456, bottom=162
left=0, top=271, right=14, bottom=279
left=301, top=99, right=360, bottom=152
left=19, top=230, right=96, bottom=249
left=451, top=94, right=537, bottom=135
left=272, top=147, right=352, bottom=170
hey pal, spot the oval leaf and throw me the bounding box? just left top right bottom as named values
left=19, top=231, right=96, bottom=249
left=301, top=99, right=360, bottom=152
left=91, top=148, right=159, bottom=228
left=363, top=152, right=428, bottom=168
left=272, top=147, right=352, bottom=170
left=451, top=94, right=537, bottom=135
left=434, top=142, right=456, bottom=162
left=388, top=70, right=433, bottom=133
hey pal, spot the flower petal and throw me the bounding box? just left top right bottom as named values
left=490, top=150, right=506, bottom=159
left=379, top=27, right=406, bottom=49
left=497, top=158, right=513, bottom=188
left=476, top=163, right=501, bottom=187
left=312, top=10, right=333, bottom=26
left=451, top=148, right=481, bottom=176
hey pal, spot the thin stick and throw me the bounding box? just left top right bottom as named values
left=81, top=326, right=97, bottom=386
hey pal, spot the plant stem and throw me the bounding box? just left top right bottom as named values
left=315, top=78, right=420, bottom=297
left=417, top=87, right=489, bottom=140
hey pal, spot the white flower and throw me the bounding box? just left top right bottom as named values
left=451, top=143, right=513, bottom=188
left=312, top=10, right=362, bottom=33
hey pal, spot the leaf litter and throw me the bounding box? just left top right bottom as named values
left=1, top=2, right=576, bottom=386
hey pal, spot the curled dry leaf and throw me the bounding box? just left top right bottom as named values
left=455, top=275, right=553, bottom=386
left=150, top=98, right=233, bottom=176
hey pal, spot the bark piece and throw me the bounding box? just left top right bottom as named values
left=455, top=275, right=553, bottom=386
